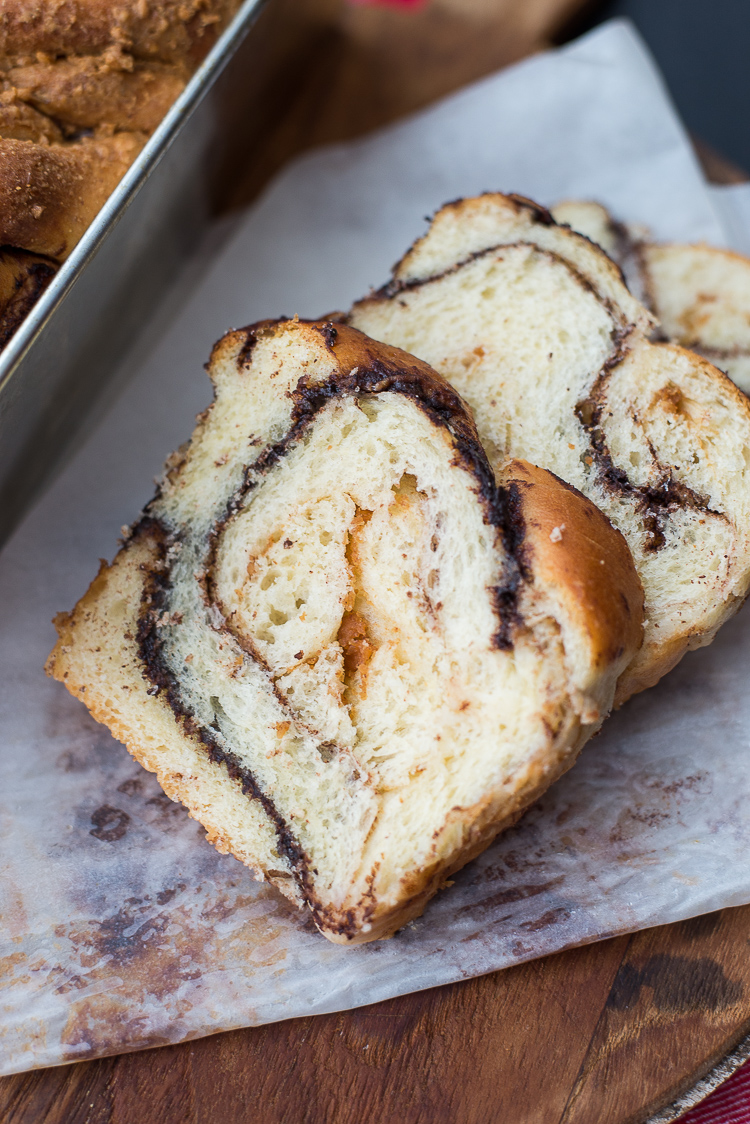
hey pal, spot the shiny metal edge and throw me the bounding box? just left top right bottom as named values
left=0, top=0, right=269, bottom=396
left=0, top=0, right=331, bottom=546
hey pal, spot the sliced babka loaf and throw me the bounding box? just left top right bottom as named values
left=553, top=199, right=750, bottom=396
left=349, top=192, right=750, bottom=703
left=47, top=319, right=642, bottom=943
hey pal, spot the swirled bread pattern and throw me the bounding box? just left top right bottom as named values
left=47, top=320, right=643, bottom=943
left=552, top=199, right=750, bottom=399
left=349, top=192, right=750, bottom=703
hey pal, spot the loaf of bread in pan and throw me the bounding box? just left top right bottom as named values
left=0, top=0, right=241, bottom=66
left=5, top=56, right=186, bottom=134
left=553, top=199, right=750, bottom=397
left=349, top=192, right=750, bottom=704
left=47, top=319, right=643, bottom=943
left=0, top=0, right=241, bottom=343
left=0, top=131, right=145, bottom=259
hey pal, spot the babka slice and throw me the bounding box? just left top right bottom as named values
left=552, top=200, right=750, bottom=397
left=47, top=319, right=642, bottom=943
left=349, top=192, right=750, bottom=704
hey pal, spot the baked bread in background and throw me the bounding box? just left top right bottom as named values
left=0, top=131, right=145, bottom=258
left=47, top=319, right=643, bottom=943
left=0, top=0, right=241, bottom=64
left=349, top=191, right=750, bottom=704
left=553, top=199, right=750, bottom=397
left=0, top=0, right=242, bottom=345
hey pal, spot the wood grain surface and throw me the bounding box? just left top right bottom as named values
left=3, top=908, right=750, bottom=1124
left=3, top=2, right=749, bottom=1122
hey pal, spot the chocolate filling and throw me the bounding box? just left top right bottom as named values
left=0, top=248, right=57, bottom=348
left=133, top=322, right=528, bottom=930
left=372, top=240, right=627, bottom=330
left=575, top=329, right=719, bottom=552
left=359, top=229, right=719, bottom=556
left=357, top=236, right=719, bottom=553
left=211, top=322, right=525, bottom=646
left=134, top=517, right=316, bottom=904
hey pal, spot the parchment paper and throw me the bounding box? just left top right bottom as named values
left=2, top=19, right=749, bottom=1076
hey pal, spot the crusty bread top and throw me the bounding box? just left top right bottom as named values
left=48, top=319, right=643, bottom=942
left=0, top=132, right=145, bottom=258
left=0, top=0, right=240, bottom=66
left=6, top=56, right=186, bottom=133
left=501, top=458, right=643, bottom=718
left=0, top=0, right=240, bottom=274
left=0, top=98, right=62, bottom=141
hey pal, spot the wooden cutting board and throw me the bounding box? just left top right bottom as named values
left=2, top=3, right=749, bottom=1121
left=3, top=907, right=750, bottom=1123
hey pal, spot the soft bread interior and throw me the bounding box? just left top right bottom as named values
left=551, top=200, right=621, bottom=258
left=643, top=244, right=750, bottom=396
left=350, top=193, right=750, bottom=702
left=48, top=320, right=642, bottom=942
left=552, top=200, right=750, bottom=397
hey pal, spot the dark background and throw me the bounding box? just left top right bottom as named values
left=561, top=0, right=750, bottom=172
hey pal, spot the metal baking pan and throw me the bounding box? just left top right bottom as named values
left=0, top=0, right=337, bottom=548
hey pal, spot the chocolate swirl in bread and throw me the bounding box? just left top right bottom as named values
left=349, top=191, right=750, bottom=703
left=47, top=320, right=643, bottom=943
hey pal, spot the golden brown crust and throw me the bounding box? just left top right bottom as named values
left=504, top=459, right=644, bottom=674
left=0, top=98, right=62, bottom=141
left=7, top=57, right=186, bottom=133
left=0, top=0, right=241, bottom=66
left=0, top=131, right=145, bottom=258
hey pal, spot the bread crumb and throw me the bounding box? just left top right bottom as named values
left=550, top=524, right=565, bottom=543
